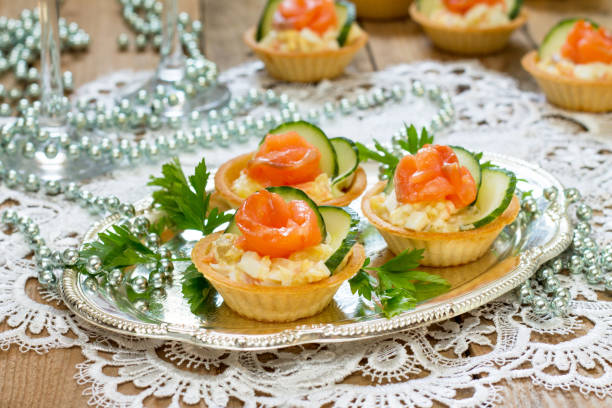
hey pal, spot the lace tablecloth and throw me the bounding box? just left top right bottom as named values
left=1, top=61, right=611, bottom=407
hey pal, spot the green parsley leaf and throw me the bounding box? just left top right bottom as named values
left=349, top=269, right=377, bottom=301
left=356, top=124, right=433, bottom=181
left=181, top=263, right=216, bottom=314
left=399, top=124, right=433, bottom=154
left=369, top=248, right=423, bottom=274
left=356, top=140, right=399, bottom=173
left=379, top=288, right=417, bottom=318
left=348, top=249, right=450, bottom=318
left=79, top=224, right=159, bottom=270
left=148, top=157, right=232, bottom=233
left=412, top=282, right=452, bottom=303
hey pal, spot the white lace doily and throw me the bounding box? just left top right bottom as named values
left=1, top=61, right=611, bottom=407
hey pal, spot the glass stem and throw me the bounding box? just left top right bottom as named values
left=157, top=0, right=185, bottom=83
left=39, top=0, right=66, bottom=127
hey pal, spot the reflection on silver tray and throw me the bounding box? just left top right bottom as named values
left=59, top=153, right=572, bottom=350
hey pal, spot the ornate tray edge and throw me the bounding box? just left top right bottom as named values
left=59, top=153, right=573, bottom=350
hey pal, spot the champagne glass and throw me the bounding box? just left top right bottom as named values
left=0, top=0, right=112, bottom=182
left=121, top=0, right=230, bottom=121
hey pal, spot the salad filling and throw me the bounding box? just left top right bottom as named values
left=231, top=130, right=338, bottom=202
left=431, top=0, right=510, bottom=28
left=538, top=20, right=612, bottom=80
left=370, top=144, right=479, bottom=232
left=198, top=190, right=333, bottom=286
left=259, top=0, right=361, bottom=52
left=201, top=233, right=333, bottom=286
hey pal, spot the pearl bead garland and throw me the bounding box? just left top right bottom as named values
left=0, top=8, right=88, bottom=116
left=1, top=76, right=454, bottom=192
left=515, top=188, right=610, bottom=317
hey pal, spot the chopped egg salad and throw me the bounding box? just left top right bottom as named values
left=232, top=170, right=335, bottom=202
left=202, top=233, right=334, bottom=286
left=537, top=57, right=612, bottom=80
left=260, top=25, right=362, bottom=52
left=369, top=191, right=478, bottom=232
left=431, top=4, right=509, bottom=28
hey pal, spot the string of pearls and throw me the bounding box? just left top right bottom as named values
left=0, top=8, right=88, bottom=115
left=116, top=0, right=202, bottom=55
left=516, top=187, right=611, bottom=317
left=0, top=79, right=453, bottom=191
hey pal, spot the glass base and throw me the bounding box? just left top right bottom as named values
left=0, top=125, right=114, bottom=182
left=120, top=77, right=231, bottom=121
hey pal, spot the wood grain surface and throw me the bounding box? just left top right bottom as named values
left=1, top=0, right=611, bottom=407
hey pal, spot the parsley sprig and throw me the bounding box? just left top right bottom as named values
left=147, top=158, right=233, bottom=313
left=79, top=224, right=160, bottom=270
left=148, top=158, right=232, bottom=234
left=349, top=249, right=450, bottom=318
left=181, top=263, right=217, bottom=314
left=356, top=124, right=433, bottom=181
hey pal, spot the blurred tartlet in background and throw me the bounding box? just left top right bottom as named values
left=245, top=0, right=367, bottom=82
left=410, top=0, right=526, bottom=55
left=522, top=18, right=612, bottom=112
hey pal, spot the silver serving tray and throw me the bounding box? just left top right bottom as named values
left=59, top=153, right=572, bottom=350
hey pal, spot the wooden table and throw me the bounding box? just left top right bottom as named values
left=1, top=1, right=611, bottom=407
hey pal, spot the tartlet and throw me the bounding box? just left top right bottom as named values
left=192, top=187, right=366, bottom=322
left=244, top=27, right=368, bottom=82
left=361, top=143, right=520, bottom=267
left=215, top=152, right=367, bottom=208
left=521, top=19, right=612, bottom=112
left=409, top=2, right=527, bottom=55
left=245, top=0, right=368, bottom=82
left=214, top=121, right=367, bottom=208
left=192, top=232, right=365, bottom=322
left=363, top=180, right=519, bottom=267
left=522, top=52, right=612, bottom=112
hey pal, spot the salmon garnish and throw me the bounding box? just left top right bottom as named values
left=443, top=0, right=504, bottom=15
left=235, top=190, right=322, bottom=258
left=394, top=144, right=477, bottom=209
left=275, top=0, right=338, bottom=35
left=561, top=20, right=612, bottom=64
left=247, top=131, right=322, bottom=187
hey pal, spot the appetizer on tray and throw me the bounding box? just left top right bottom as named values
left=215, top=121, right=367, bottom=208
left=192, top=187, right=365, bottom=322
left=522, top=18, right=612, bottom=112
left=409, top=0, right=526, bottom=55
left=244, top=0, right=368, bottom=82
left=362, top=143, right=519, bottom=266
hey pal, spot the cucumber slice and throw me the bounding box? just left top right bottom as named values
left=539, top=18, right=599, bottom=60
left=334, top=0, right=356, bottom=47
left=450, top=146, right=482, bottom=191
left=255, top=0, right=283, bottom=42
left=224, top=216, right=240, bottom=234
left=330, top=137, right=359, bottom=193
left=255, top=0, right=355, bottom=46
left=267, top=121, right=339, bottom=179
left=505, top=0, right=522, bottom=19
left=319, top=206, right=358, bottom=273
left=224, top=186, right=327, bottom=240
left=416, top=0, right=443, bottom=17
left=460, top=168, right=517, bottom=229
